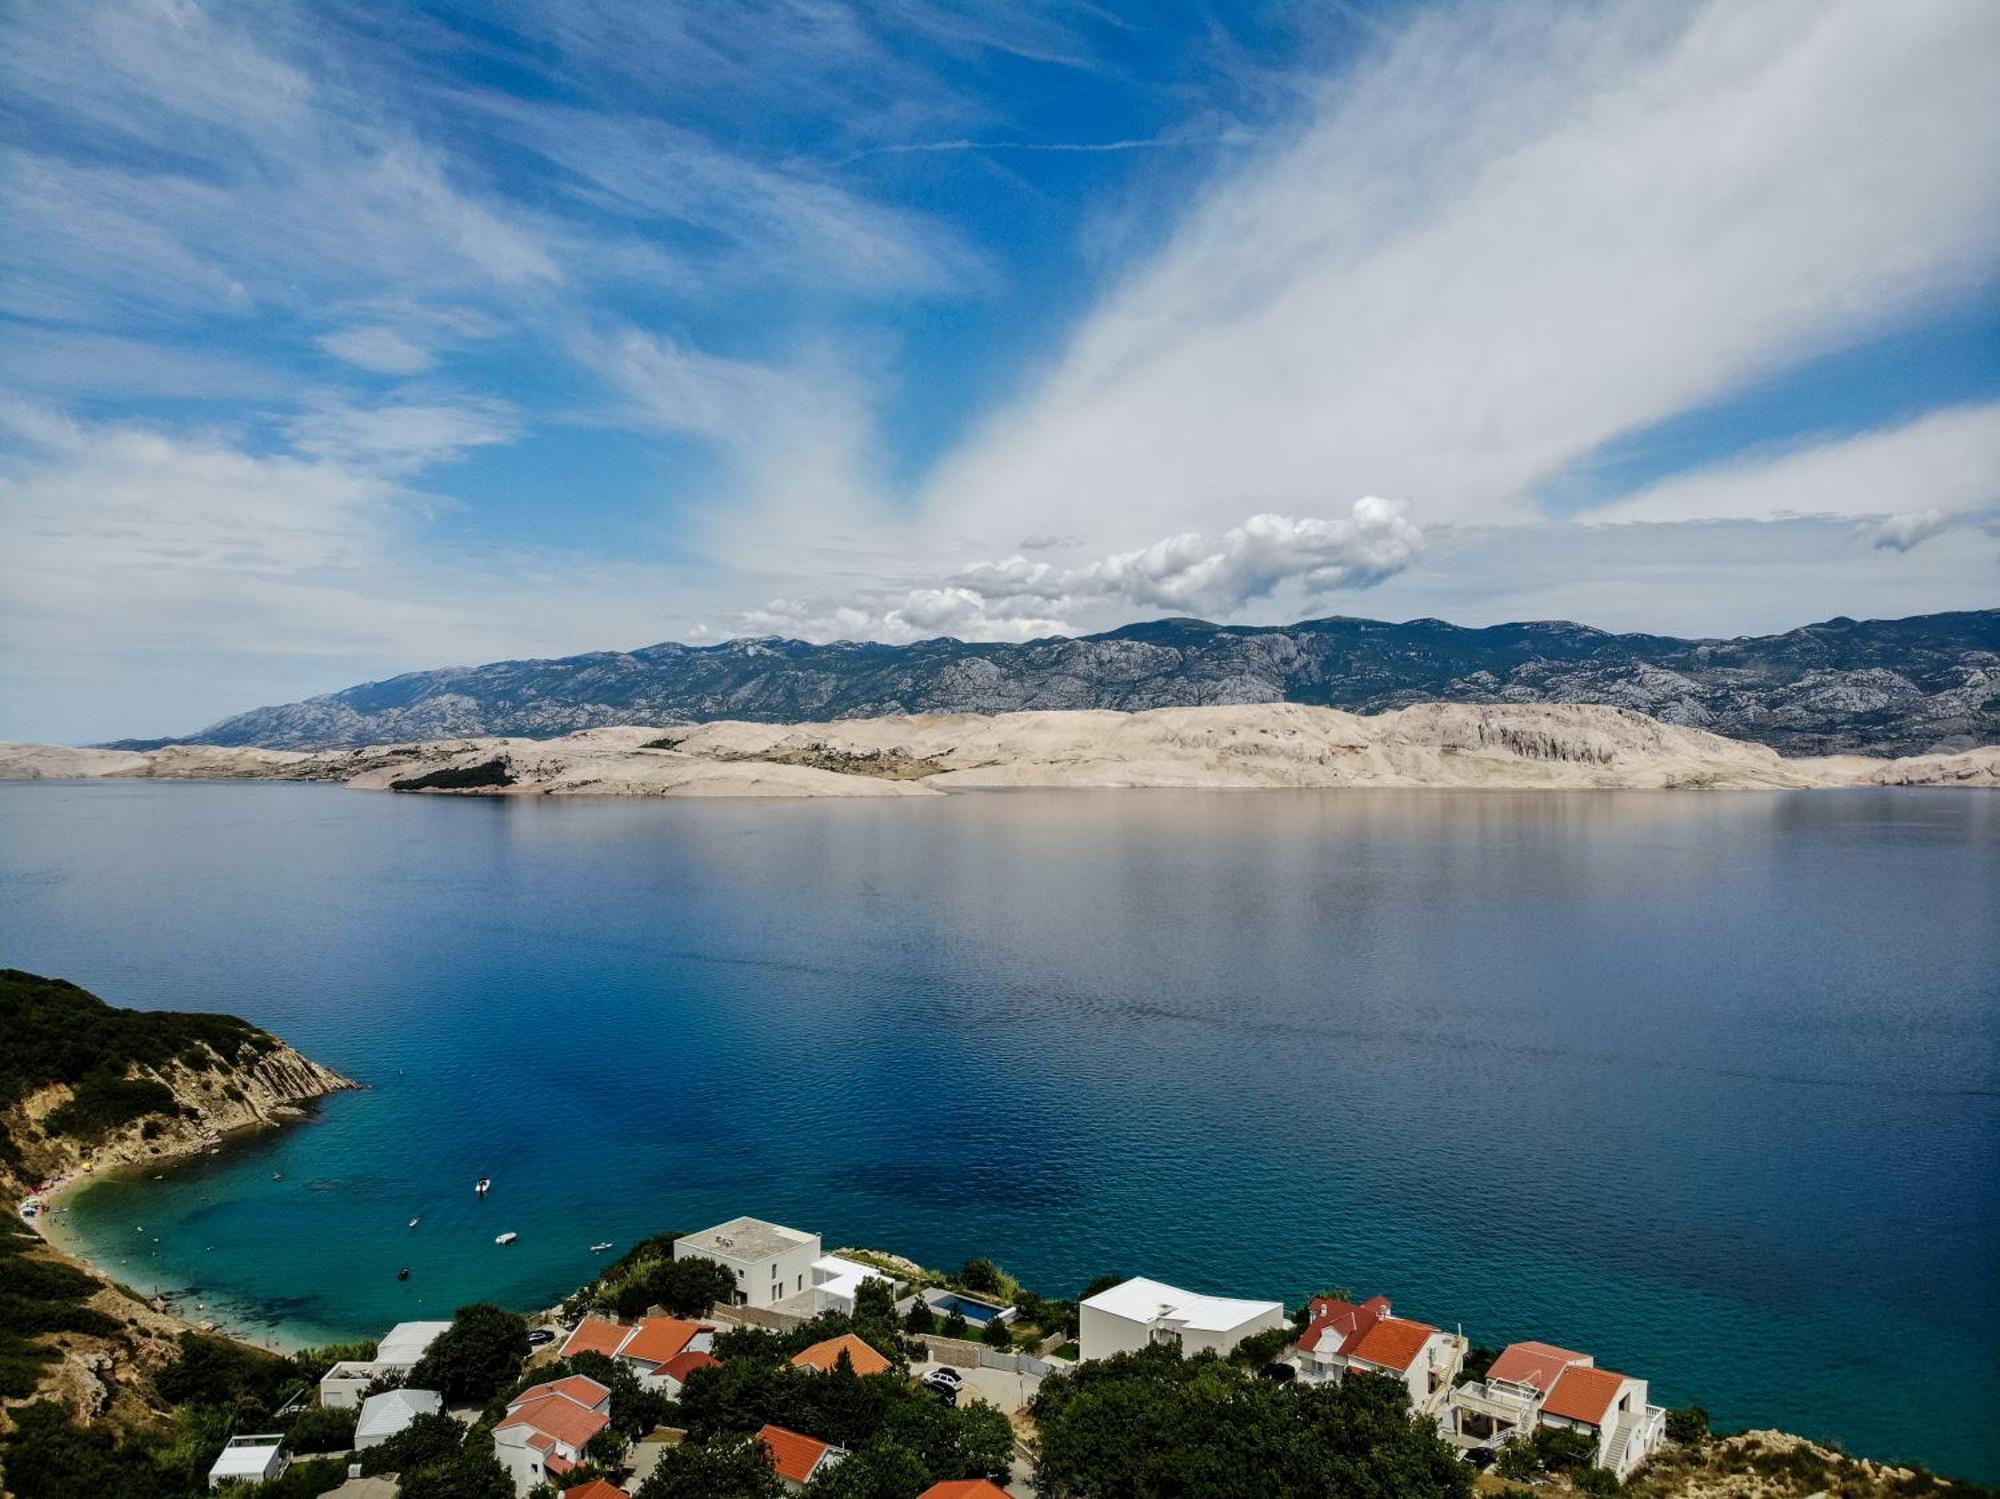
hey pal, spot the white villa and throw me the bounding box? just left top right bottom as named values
left=1442, top=1340, right=1666, bottom=1478
left=318, top=1320, right=452, bottom=1408
left=809, top=1254, right=895, bottom=1315
left=675, top=1216, right=821, bottom=1308
left=1291, top=1292, right=1466, bottom=1415
left=1077, top=1276, right=1287, bottom=1362
left=354, top=1387, right=442, bottom=1449
left=207, top=1434, right=286, bottom=1489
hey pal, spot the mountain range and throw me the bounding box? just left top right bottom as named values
left=115, top=609, right=2000, bottom=757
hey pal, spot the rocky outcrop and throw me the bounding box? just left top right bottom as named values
left=105, top=609, right=2000, bottom=758
left=4, top=1039, right=354, bottom=1198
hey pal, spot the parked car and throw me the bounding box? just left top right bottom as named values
left=525, top=1328, right=557, bottom=1348
left=925, top=1367, right=965, bottom=1390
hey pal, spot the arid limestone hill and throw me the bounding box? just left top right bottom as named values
left=5, top=703, right=1998, bottom=797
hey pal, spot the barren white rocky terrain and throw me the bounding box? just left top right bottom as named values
left=6, top=704, right=1996, bottom=796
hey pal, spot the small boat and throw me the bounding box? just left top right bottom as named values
left=271, top=1172, right=283, bottom=1181
left=397, top=1267, right=411, bottom=1281
left=475, top=1178, right=491, bottom=1197
left=494, top=1231, right=518, bottom=1246
left=589, top=1242, right=613, bottom=1253
left=408, top=1217, right=421, bottom=1229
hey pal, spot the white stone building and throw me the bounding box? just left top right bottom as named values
left=674, top=1216, right=821, bottom=1308
left=1077, top=1276, right=1286, bottom=1362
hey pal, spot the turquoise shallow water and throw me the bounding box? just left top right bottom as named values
left=0, top=781, right=1994, bottom=1477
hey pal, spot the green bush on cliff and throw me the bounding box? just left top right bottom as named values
left=0, top=968, right=277, bottom=1157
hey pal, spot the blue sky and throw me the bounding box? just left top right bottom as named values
left=1, top=0, right=1996, bottom=741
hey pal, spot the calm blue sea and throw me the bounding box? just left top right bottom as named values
left=1, top=782, right=1994, bottom=1477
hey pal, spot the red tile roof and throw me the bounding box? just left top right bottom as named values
left=563, top=1483, right=626, bottom=1499
left=1487, top=1340, right=1591, bottom=1395
left=1345, top=1317, right=1437, bottom=1373
left=920, top=1483, right=1011, bottom=1499
left=758, top=1423, right=835, bottom=1485
left=790, top=1333, right=891, bottom=1377
left=1545, top=1364, right=1629, bottom=1426
left=513, top=1374, right=609, bottom=1411
left=559, top=1317, right=630, bottom=1359
left=618, top=1316, right=705, bottom=1365
left=659, top=1350, right=720, bottom=1383
left=1296, top=1294, right=1391, bottom=1356
left=498, top=1392, right=612, bottom=1452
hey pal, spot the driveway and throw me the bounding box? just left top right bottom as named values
left=913, top=1356, right=1040, bottom=1414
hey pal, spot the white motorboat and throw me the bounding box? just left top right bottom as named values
left=589, top=1241, right=613, bottom=1253
left=475, top=1177, right=491, bottom=1196
left=495, top=1231, right=518, bottom=1246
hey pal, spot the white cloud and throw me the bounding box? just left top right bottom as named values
left=910, top=0, right=2000, bottom=555
left=317, top=326, right=437, bottom=376
left=283, top=395, right=517, bottom=477
left=729, top=498, right=1424, bottom=642
left=1860, top=510, right=1951, bottom=553
left=1584, top=403, right=2000, bottom=528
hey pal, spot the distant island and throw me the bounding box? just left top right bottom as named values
left=102, top=609, right=2000, bottom=758
left=7, top=703, right=1997, bottom=797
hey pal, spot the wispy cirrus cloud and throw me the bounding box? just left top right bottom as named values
left=1583, top=402, right=2000, bottom=533
left=915, top=0, right=1999, bottom=551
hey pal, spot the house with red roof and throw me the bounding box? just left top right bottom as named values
left=1441, top=1338, right=1666, bottom=1477
left=757, top=1422, right=847, bottom=1491
left=1292, top=1293, right=1465, bottom=1416
left=558, top=1314, right=717, bottom=1391
left=789, top=1332, right=892, bottom=1378
left=919, top=1482, right=1010, bottom=1499
left=491, top=1373, right=614, bottom=1496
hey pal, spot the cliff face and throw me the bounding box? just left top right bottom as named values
left=4, top=1039, right=354, bottom=1197
left=108, top=609, right=2000, bottom=758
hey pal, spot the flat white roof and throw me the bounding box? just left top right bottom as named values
left=209, top=1435, right=284, bottom=1478
left=357, top=1388, right=442, bottom=1442
left=1081, top=1276, right=1282, bottom=1333
left=812, top=1254, right=892, bottom=1298
left=375, top=1320, right=453, bottom=1365
left=677, top=1216, right=816, bottom=1263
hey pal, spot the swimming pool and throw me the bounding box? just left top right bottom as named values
left=926, top=1290, right=1013, bottom=1325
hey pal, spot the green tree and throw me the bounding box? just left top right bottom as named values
left=854, top=1276, right=898, bottom=1326
left=806, top=1440, right=930, bottom=1499
left=614, top=1255, right=739, bottom=1319
left=940, top=1311, right=969, bottom=1341
left=360, top=1410, right=465, bottom=1477
left=958, top=1259, right=1003, bottom=1296
left=1665, top=1403, right=1710, bottom=1442
left=1226, top=1326, right=1295, bottom=1368
left=1031, top=1344, right=1469, bottom=1499
left=881, top=1396, right=1012, bottom=1480
left=980, top=1315, right=1012, bottom=1349
left=396, top=1448, right=514, bottom=1499
left=408, top=1303, right=530, bottom=1404
left=283, top=1401, right=358, bottom=1453
left=1575, top=1467, right=1620, bottom=1496
left=0, top=1401, right=173, bottom=1499
left=637, top=1434, right=785, bottom=1499
left=903, top=1300, right=935, bottom=1336
left=153, top=1330, right=293, bottom=1412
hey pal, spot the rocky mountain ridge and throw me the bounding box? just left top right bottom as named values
left=112, top=609, right=2000, bottom=758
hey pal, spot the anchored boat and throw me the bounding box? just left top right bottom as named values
left=495, top=1231, right=517, bottom=1246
